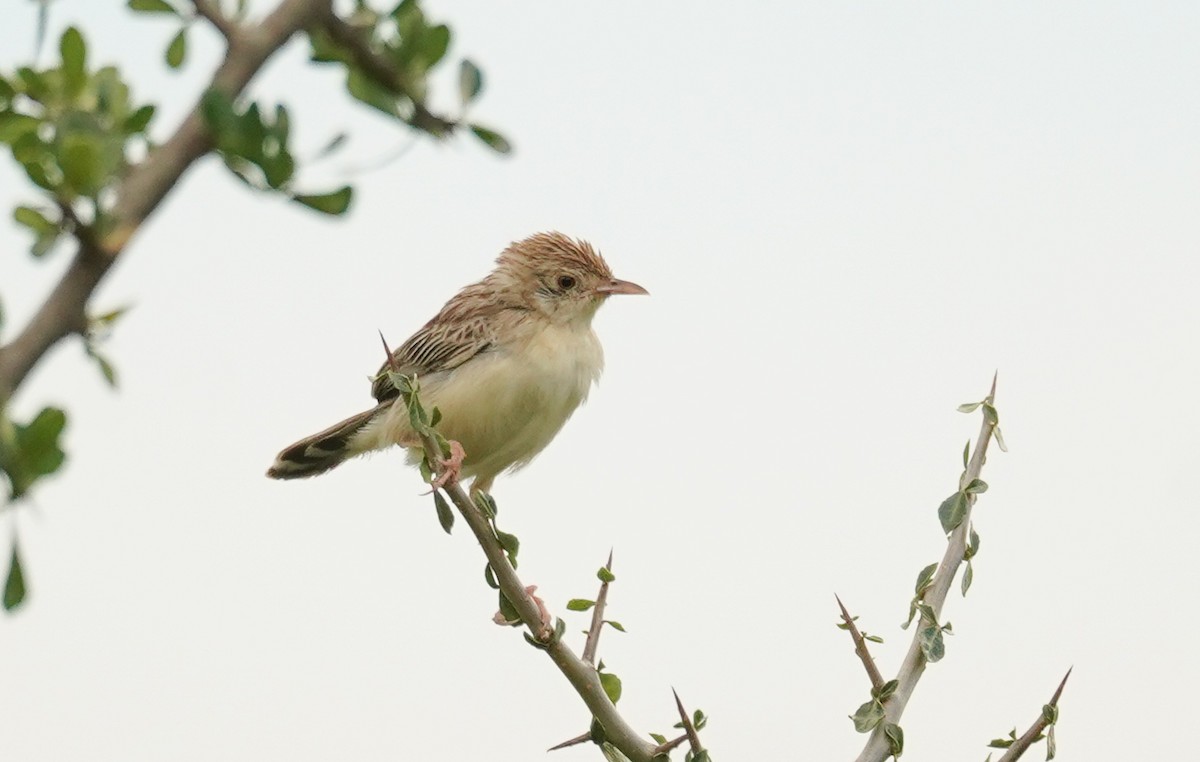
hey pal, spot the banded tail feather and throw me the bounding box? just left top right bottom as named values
left=266, top=403, right=388, bottom=479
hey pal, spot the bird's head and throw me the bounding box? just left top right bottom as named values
left=494, top=232, right=648, bottom=325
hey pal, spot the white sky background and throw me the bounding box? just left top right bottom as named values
left=2, top=1, right=1198, bottom=759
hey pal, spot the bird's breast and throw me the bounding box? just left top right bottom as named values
left=420, top=323, right=604, bottom=476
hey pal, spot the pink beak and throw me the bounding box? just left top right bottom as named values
left=595, top=277, right=649, bottom=296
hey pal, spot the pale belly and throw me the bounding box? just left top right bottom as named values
left=356, top=325, right=604, bottom=485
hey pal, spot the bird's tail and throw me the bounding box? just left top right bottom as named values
left=266, top=403, right=388, bottom=480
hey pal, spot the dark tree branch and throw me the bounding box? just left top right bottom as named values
left=0, top=0, right=331, bottom=403
left=191, top=0, right=239, bottom=40
left=996, top=668, right=1072, bottom=762
left=313, top=9, right=457, bottom=137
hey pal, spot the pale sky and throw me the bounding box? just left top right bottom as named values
left=2, top=1, right=1198, bottom=760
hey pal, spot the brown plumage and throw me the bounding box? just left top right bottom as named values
left=267, top=232, right=647, bottom=492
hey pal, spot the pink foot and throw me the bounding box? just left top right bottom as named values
left=493, top=584, right=553, bottom=634
left=430, top=440, right=466, bottom=490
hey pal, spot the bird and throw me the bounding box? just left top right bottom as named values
left=266, top=231, right=647, bottom=494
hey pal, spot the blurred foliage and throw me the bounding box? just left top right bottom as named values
left=0, top=0, right=508, bottom=612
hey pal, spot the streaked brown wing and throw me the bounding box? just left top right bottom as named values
left=371, top=314, right=495, bottom=402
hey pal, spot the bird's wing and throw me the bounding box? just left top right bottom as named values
left=371, top=294, right=500, bottom=402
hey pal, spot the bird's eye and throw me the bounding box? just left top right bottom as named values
left=556, top=275, right=577, bottom=290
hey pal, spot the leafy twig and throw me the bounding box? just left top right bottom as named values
left=836, top=594, right=885, bottom=692
left=995, top=668, right=1072, bottom=762
left=582, top=549, right=614, bottom=666
left=855, top=374, right=1001, bottom=762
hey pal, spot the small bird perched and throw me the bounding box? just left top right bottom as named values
left=267, top=231, right=647, bottom=493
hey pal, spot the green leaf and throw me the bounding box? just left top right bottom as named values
left=962, top=440, right=969, bottom=468
left=599, top=671, right=622, bottom=703
left=13, top=205, right=57, bottom=236
left=495, top=530, right=519, bottom=559
left=938, top=491, right=968, bottom=534
left=982, top=402, right=999, bottom=425
left=850, top=699, right=885, bottom=733
left=1042, top=703, right=1059, bottom=724
left=993, top=425, right=1008, bottom=452
left=918, top=624, right=945, bottom=662
left=468, top=124, right=512, bottom=154
left=649, top=733, right=667, bottom=745
left=1047, top=723, right=1057, bottom=760
left=884, top=722, right=904, bottom=758
left=0, top=113, right=42, bottom=145
left=496, top=592, right=519, bottom=624
left=60, top=27, right=87, bottom=93
left=957, top=401, right=982, bottom=413
left=86, top=347, right=118, bottom=388
left=428, top=406, right=441, bottom=427
left=566, top=598, right=595, bottom=611
left=433, top=490, right=453, bottom=534
left=876, top=679, right=899, bottom=700
left=961, top=561, right=973, bottom=596
left=1, top=407, right=68, bottom=500
left=964, top=478, right=988, bottom=494
left=914, top=562, right=938, bottom=595
left=58, top=132, right=108, bottom=196
left=166, top=27, right=187, bottom=69
left=459, top=58, right=483, bottom=104
left=605, top=620, right=626, bottom=632
left=4, top=540, right=26, bottom=611
left=966, top=526, right=981, bottom=559
left=864, top=634, right=883, bottom=643
left=483, top=563, right=499, bottom=589
left=128, top=0, right=178, bottom=13
left=597, top=566, right=615, bottom=583
left=124, top=104, right=156, bottom=134
left=472, top=490, right=497, bottom=518
left=292, top=186, right=353, bottom=215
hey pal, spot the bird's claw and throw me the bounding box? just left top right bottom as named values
left=430, top=439, right=466, bottom=490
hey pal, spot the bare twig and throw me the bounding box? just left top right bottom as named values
left=836, top=594, right=885, bottom=692
left=651, top=734, right=689, bottom=756
left=313, top=10, right=457, bottom=137
left=672, top=688, right=703, bottom=755
left=581, top=549, right=614, bottom=666
left=546, top=732, right=590, bottom=752
left=192, top=0, right=239, bottom=40
left=996, top=668, right=1072, bottom=762
left=856, top=373, right=1000, bottom=762
left=0, top=0, right=331, bottom=402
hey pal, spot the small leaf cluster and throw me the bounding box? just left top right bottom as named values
left=958, top=397, right=1007, bottom=453
left=1, top=27, right=156, bottom=256
left=0, top=406, right=69, bottom=611
left=836, top=614, right=884, bottom=644
left=200, top=91, right=352, bottom=216
left=849, top=683, right=904, bottom=757
left=899, top=562, right=953, bottom=663
left=307, top=0, right=510, bottom=153
left=567, top=563, right=625, bottom=634
left=986, top=702, right=1061, bottom=761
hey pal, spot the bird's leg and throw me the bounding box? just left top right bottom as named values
left=430, top=439, right=466, bottom=490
